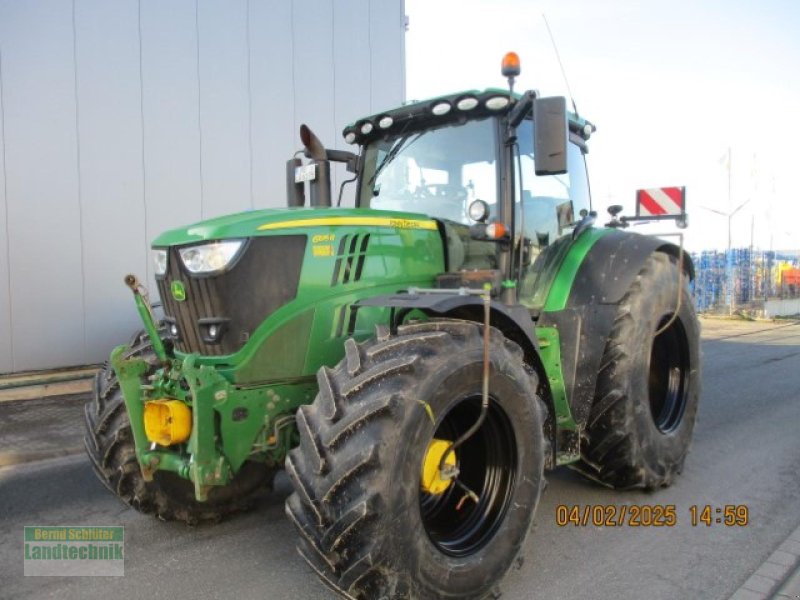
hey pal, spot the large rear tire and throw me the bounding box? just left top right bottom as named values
left=575, top=252, right=700, bottom=490
left=83, top=331, right=275, bottom=523
left=285, top=320, right=546, bottom=599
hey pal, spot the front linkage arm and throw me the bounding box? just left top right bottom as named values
left=114, top=275, right=302, bottom=502
left=113, top=275, right=234, bottom=501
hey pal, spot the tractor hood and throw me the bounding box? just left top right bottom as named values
left=149, top=204, right=446, bottom=361
left=151, top=207, right=440, bottom=247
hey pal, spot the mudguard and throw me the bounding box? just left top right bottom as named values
left=540, top=228, right=694, bottom=428
left=567, top=229, right=694, bottom=308
left=355, top=291, right=539, bottom=361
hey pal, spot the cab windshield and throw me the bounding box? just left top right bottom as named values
left=359, top=118, right=498, bottom=224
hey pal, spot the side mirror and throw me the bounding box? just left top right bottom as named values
left=533, top=96, right=568, bottom=176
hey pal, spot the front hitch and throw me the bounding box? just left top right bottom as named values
left=115, top=274, right=234, bottom=501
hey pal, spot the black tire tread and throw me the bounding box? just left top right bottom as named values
left=574, top=252, right=699, bottom=490
left=286, top=319, right=543, bottom=599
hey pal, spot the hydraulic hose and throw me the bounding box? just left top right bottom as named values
left=437, top=289, right=492, bottom=491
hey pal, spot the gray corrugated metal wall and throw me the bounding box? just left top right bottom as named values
left=0, top=0, right=405, bottom=374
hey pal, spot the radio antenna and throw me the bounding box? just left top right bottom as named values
left=542, top=14, right=579, bottom=117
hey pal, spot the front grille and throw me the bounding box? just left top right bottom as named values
left=157, top=235, right=307, bottom=355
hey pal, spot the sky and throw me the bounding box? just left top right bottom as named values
left=405, top=0, right=800, bottom=253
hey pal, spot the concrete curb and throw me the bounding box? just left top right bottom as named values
left=729, top=524, right=800, bottom=599
left=0, top=392, right=89, bottom=467
left=0, top=446, right=85, bottom=468
left=0, top=367, right=98, bottom=402
left=772, top=563, right=800, bottom=600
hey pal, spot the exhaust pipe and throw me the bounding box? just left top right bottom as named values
left=300, top=124, right=326, bottom=160
left=300, top=124, right=332, bottom=208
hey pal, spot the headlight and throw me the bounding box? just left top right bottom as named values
left=153, top=249, right=168, bottom=276
left=178, top=240, right=244, bottom=274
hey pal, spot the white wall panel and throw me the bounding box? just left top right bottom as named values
left=369, top=0, right=405, bottom=113
left=292, top=0, right=335, bottom=174
left=332, top=0, right=371, bottom=207
left=74, top=0, right=147, bottom=362
left=197, top=0, right=251, bottom=218
left=0, top=51, right=11, bottom=374
left=0, top=0, right=404, bottom=372
left=0, top=2, right=85, bottom=370
left=249, top=0, right=295, bottom=209
left=140, top=0, right=202, bottom=284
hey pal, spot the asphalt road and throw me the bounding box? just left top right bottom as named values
left=1, top=318, right=799, bottom=600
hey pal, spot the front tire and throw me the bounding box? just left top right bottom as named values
left=83, top=332, right=275, bottom=523
left=285, top=320, right=546, bottom=599
left=575, top=252, right=701, bottom=490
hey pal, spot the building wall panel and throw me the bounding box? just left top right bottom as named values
left=369, top=0, right=405, bottom=113
left=197, top=0, right=251, bottom=218
left=139, top=0, right=202, bottom=284
left=0, top=0, right=405, bottom=372
left=0, top=2, right=85, bottom=370
left=0, top=50, right=11, bottom=373
left=292, top=0, right=336, bottom=194
left=249, top=0, right=296, bottom=209
left=332, top=0, right=371, bottom=207
left=74, top=0, right=147, bottom=362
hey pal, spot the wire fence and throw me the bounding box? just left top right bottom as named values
left=691, top=248, right=800, bottom=316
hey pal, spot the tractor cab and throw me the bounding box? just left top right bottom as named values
left=291, top=84, right=596, bottom=307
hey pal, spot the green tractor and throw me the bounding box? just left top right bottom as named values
left=84, top=55, right=700, bottom=599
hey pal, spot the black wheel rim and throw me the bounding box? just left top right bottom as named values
left=648, top=314, right=690, bottom=433
left=419, top=396, right=517, bottom=557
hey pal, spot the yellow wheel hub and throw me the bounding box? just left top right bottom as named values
left=421, top=438, right=456, bottom=495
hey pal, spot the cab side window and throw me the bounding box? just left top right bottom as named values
left=515, top=119, right=591, bottom=305
left=515, top=119, right=590, bottom=252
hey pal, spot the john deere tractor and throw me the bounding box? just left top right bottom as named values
left=84, top=55, right=700, bottom=599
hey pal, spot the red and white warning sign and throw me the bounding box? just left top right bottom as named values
left=636, top=187, right=686, bottom=217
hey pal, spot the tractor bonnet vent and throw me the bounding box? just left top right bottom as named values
left=331, top=234, right=370, bottom=286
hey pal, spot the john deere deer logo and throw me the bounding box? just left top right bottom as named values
left=171, top=280, right=187, bottom=302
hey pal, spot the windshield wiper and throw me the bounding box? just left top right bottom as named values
left=368, top=131, right=424, bottom=187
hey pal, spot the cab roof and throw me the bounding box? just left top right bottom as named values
left=343, top=88, right=595, bottom=147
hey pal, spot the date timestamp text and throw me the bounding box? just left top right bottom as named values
left=555, top=504, right=749, bottom=527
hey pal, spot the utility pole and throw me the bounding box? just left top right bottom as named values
left=725, top=147, right=733, bottom=313
left=750, top=214, right=754, bottom=307
left=700, top=156, right=751, bottom=315
left=726, top=147, right=732, bottom=248
left=700, top=147, right=758, bottom=314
